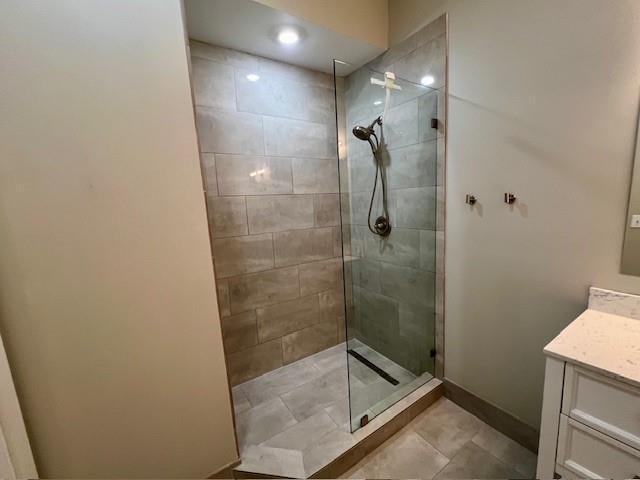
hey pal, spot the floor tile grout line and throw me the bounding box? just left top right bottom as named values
left=469, top=433, right=535, bottom=477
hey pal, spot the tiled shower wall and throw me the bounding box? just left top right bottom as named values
left=343, top=16, right=446, bottom=378
left=189, top=41, right=345, bottom=386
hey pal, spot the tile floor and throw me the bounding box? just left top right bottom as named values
left=232, top=340, right=431, bottom=477
left=232, top=341, right=536, bottom=479
left=342, top=397, right=537, bottom=479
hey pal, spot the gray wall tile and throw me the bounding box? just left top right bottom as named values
left=390, top=35, right=445, bottom=89
left=196, top=107, right=264, bottom=155
left=246, top=194, right=314, bottom=234
left=207, top=196, right=248, bottom=238
left=191, top=57, right=236, bottom=110
left=191, top=42, right=344, bottom=378
left=365, top=227, right=420, bottom=267
left=319, top=289, right=345, bottom=323
left=201, top=153, right=218, bottom=195
left=217, top=278, right=231, bottom=318
left=418, top=91, right=438, bottom=143
left=299, top=258, right=343, bottom=296
left=282, top=321, right=337, bottom=364
left=352, top=258, right=382, bottom=293
left=221, top=311, right=258, bottom=354
left=380, top=263, right=435, bottom=310
left=226, top=339, right=283, bottom=385
left=236, top=69, right=334, bottom=124
left=436, top=88, right=445, bottom=138
left=420, top=229, right=436, bottom=272
left=274, top=228, right=335, bottom=267
left=313, top=194, right=340, bottom=227
left=264, top=116, right=336, bottom=159
left=399, top=302, right=433, bottom=340
left=349, top=189, right=394, bottom=227
left=383, top=100, right=419, bottom=149
left=292, top=158, right=339, bottom=194
left=416, top=15, right=446, bottom=47
left=386, top=141, right=437, bottom=189
left=213, top=233, right=274, bottom=278
left=347, top=154, right=376, bottom=193
left=395, top=187, right=436, bottom=229
left=437, top=185, right=445, bottom=231
left=216, top=155, right=292, bottom=195
left=257, top=56, right=333, bottom=89
left=436, top=137, right=445, bottom=186
left=332, top=226, right=342, bottom=257
left=190, top=40, right=259, bottom=70
left=435, top=273, right=444, bottom=315
left=367, top=33, right=418, bottom=73
left=354, top=286, right=399, bottom=350
left=436, top=230, right=444, bottom=274
left=228, top=266, right=300, bottom=314
left=256, top=294, right=320, bottom=342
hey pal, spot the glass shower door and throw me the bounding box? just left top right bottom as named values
left=334, top=61, right=438, bottom=432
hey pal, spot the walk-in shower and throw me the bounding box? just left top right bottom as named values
left=337, top=60, right=441, bottom=431
left=188, top=5, right=446, bottom=474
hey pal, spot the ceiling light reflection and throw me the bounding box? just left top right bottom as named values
left=277, top=28, right=300, bottom=45
left=420, top=75, right=435, bottom=86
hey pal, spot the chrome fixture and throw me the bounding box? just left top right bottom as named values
left=504, top=192, right=517, bottom=204
left=352, top=116, right=391, bottom=237
left=465, top=194, right=477, bottom=205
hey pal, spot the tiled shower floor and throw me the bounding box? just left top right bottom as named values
left=231, top=340, right=431, bottom=477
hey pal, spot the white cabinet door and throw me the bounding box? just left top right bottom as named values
left=562, top=364, right=640, bottom=450
left=557, top=414, right=640, bottom=479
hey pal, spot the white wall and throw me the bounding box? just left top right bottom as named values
left=389, top=0, right=640, bottom=428
left=0, top=0, right=237, bottom=477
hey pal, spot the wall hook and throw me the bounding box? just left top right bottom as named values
left=504, top=193, right=517, bottom=204
left=465, top=194, right=477, bottom=205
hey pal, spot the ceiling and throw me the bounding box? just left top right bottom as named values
left=184, top=0, right=385, bottom=75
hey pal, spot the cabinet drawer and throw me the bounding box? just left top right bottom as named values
left=557, top=414, right=640, bottom=479
left=562, top=364, right=640, bottom=449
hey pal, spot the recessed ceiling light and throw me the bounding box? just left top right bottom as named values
left=373, top=100, right=383, bottom=106
left=420, top=75, right=435, bottom=86
left=246, top=73, right=260, bottom=82
left=277, top=28, right=300, bottom=45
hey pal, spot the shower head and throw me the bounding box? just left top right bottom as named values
left=352, top=116, right=382, bottom=149
left=352, top=125, right=373, bottom=141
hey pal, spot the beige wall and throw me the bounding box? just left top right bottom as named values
left=0, top=1, right=237, bottom=477
left=255, top=0, right=389, bottom=49
left=389, top=0, right=640, bottom=428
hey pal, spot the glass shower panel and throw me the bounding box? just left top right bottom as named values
left=334, top=61, right=438, bottom=432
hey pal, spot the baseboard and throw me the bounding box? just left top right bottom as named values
left=443, top=379, right=539, bottom=453
left=207, top=458, right=241, bottom=479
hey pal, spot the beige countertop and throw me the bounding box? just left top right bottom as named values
left=544, top=308, right=640, bottom=389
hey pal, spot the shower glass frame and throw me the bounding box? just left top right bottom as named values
left=333, top=60, right=439, bottom=433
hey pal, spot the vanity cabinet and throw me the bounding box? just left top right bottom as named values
left=537, top=288, right=640, bottom=479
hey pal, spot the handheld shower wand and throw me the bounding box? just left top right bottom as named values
left=351, top=116, right=391, bottom=237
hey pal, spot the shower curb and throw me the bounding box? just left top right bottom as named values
left=233, top=379, right=443, bottom=479
left=311, top=380, right=443, bottom=478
